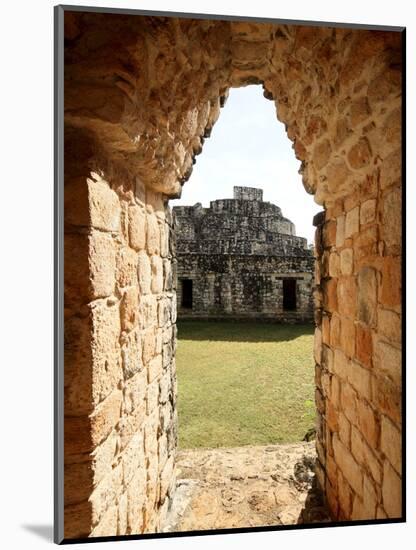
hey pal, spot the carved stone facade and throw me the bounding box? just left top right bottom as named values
left=63, top=9, right=402, bottom=539
left=174, top=186, right=314, bottom=321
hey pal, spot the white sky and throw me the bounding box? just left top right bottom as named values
left=171, top=85, right=321, bottom=245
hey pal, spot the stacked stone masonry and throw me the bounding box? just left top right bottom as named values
left=63, top=10, right=402, bottom=538
left=173, top=186, right=314, bottom=321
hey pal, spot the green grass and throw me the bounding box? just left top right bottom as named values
left=176, top=321, right=316, bottom=449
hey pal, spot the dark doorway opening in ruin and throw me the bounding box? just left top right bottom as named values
left=283, top=278, right=297, bottom=311
left=181, top=278, right=193, bottom=309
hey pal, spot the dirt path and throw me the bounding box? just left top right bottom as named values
left=163, top=442, right=330, bottom=533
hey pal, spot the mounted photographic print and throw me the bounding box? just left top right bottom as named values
left=54, top=4, right=405, bottom=544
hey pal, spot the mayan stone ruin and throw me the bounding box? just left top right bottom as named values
left=173, top=186, right=314, bottom=321
left=63, top=9, right=402, bottom=539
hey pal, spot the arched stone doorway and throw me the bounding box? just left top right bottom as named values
left=61, top=9, right=403, bottom=539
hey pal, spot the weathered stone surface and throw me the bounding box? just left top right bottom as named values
left=137, top=251, right=151, bottom=295
left=128, top=205, right=146, bottom=251
left=63, top=14, right=402, bottom=536
left=382, top=461, right=402, bottom=518
left=380, top=416, right=401, bottom=475
left=360, top=199, right=376, bottom=226
left=87, top=176, right=121, bottom=232
left=357, top=267, right=377, bottom=327
left=345, top=207, right=359, bottom=239
left=174, top=187, right=314, bottom=321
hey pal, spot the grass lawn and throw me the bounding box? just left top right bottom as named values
left=176, top=320, right=316, bottom=449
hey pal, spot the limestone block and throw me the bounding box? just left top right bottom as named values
left=162, top=341, right=172, bottom=369
left=127, top=468, right=146, bottom=534
left=378, top=307, right=401, bottom=344
left=345, top=206, right=359, bottom=238
left=347, top=361, right=372, bottom=402
left=90, top=389, right=123, bottom=447
left=350, top=96, right=371, bottom=127
left=122, top=431, right=145, bottom=487
left=160, top=222, right=169, bottom=258
left=379, top=149, right=401, bottom=189
left=91, top=299, right=122, bottom=405
left=380, top=256, right=401, bottom=308
left=142, top=328, right=156, bottom=365
left=64, top=233, right=90, bottom=309
left=333, top=435, right=363, bottom=495
left=381, top=187, right=401, bottom=250
left=90, top=478, right=122, bottom=537
left=163, top=259, right=172, bottom=291
left=89, top=231, right=116, bottom=298
left=120, top=328, right=143, bottom=380
left=330, top=314, right=341, bottom=347
left=118, top=402, right=146, bottom=452
left=354, top=225, right=378, bottom=264
left=146, top=379, right=160, bottom=415
left=382, top=461, right=402, bottom=518
left=362, top=475, right=379, bottom=519
left=139, top=295, right=158, bottom=330
left=328, top=253, right=340, bottom=277
left=313, top=139, right=332, bottom=170
left=340, top=248, right=353, bottom=275
left=314, top=327, right=322, bottom=364
left=341, top=382, right=358, bottom=426
left=117, top=492, right=128, bottom=536
left=357, top=398, right=379, bottom=448
left=337, top=471, right=352, bottom=518
left=340, top=317, right=355, bottom=358
left=373, top=374, right=401, bottom=426
left=373, top=337, right=401, bottom=386
left=360, top=199, right=376, bottom=226
left=323, top=279, right=338, bottom=313
left=159, top=372, right=171, bottom=404
left=336, top=215, right=345, bottom=248
left=144, top=410, right=159, bottom=457
left=87, top=176, right=121, bottom=232
left=338, top=412, right=351, bottom=448
left=122, top=369, right=147, bottom=418
left=128, top=204, right=146, bottom=251
left=151, top=255, right=164, bottom=294
left=355, top=323, right=373, bottom=368
left=116, top=247, right=138, bottom=289
left=337, top=277, right=356, bottom=318
left=159, top=455, right=175, bottom=503
left=146, top=213, right=160, bottom=255
left=350, top=426, right=382, bottom=485
left=137, top=251, right=151, bottom=295
left=91, top=429, right=119, bottom=485
left=120, top=287, right=139, bottom=333
left=380, top=416, right=401, bottom=475
left=333, top=349, right=349, bottom=380
left=357, top=267, right=377, bottom=327
left=347, top=137, right=372, bottom=169
left=148, top=355, right=162, bottom=384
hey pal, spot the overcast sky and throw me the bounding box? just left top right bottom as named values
left=171, top=85, right=321, bottom=245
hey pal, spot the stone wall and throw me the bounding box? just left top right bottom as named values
left=173, top=187, right=314, bottom=321
left=63, top=10, right=402, bottom=538
left=176, top=255, right=314, bottom=321
left=313, top=171, right=402, bottom=520
left=64, top=135, right=177, bottom=537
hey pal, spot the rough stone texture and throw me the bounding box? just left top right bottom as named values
left=163, top=443, right=330, bottom=531
left=174, top=186, right=314, bottom=321
left=63, top=11, right=402, bottom=538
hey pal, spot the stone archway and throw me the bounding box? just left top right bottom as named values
left=63, top=10, right=402, bottom=538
